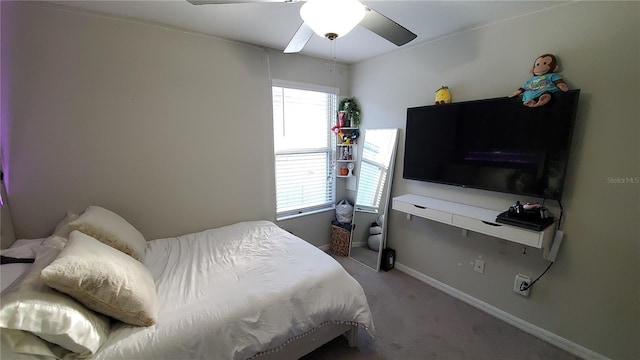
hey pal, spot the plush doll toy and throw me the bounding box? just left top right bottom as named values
left=510, top=54, right=568, bottom=107
left=435, top=86, right=452, bottom=104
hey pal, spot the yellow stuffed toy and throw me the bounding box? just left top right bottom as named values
left=435, top=86, right=452, bottom=105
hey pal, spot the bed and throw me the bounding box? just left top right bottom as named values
left=1, top=211, right=374, bottom=360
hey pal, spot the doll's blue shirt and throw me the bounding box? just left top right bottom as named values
left=521, top=73, right=562, bottom=101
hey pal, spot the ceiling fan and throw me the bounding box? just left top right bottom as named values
left=186, top=0, right=417, bottom=54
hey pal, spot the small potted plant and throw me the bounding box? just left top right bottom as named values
left=338, top=97, right=361, bottom=128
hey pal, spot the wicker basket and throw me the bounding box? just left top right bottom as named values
left=330, top=225, right=351, bottom=256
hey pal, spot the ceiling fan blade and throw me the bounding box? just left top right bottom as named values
left=360, top=6, right=417, bottom=47
left=284, top=22, right=314, bottom=53
left=186, top=0, right=294, bottom=4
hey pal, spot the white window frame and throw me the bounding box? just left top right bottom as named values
left=272, top=80, right=339, bottom=220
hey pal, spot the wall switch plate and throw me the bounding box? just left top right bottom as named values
left=474, top=259, right=485, bottom=274
left=514, top=274, right=531, bottom=297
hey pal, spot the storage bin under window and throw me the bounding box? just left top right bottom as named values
left=330, top=225, right=351, bottom=256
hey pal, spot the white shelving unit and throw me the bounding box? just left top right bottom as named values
left=336, top=127, right=358, bottom=178
left=392, top=194, right=557, bottom=258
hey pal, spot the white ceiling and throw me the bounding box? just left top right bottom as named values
left=50, top=1, right=568, bottom=64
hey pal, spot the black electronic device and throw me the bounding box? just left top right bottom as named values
left=381, top=248, right=395, bottom=271
left=496, top=209, right=555, bottom=231
left=403, top=90, right=580, bottom=200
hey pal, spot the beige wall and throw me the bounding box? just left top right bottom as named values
left=351, top=2, right=639, bottom=359
left=0, top=2, right=350, bottom=246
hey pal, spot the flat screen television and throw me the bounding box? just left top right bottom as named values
left=403, top=90, right=580, bottom=200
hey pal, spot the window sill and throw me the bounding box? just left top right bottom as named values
left=276, top=206, right=335, bottom=221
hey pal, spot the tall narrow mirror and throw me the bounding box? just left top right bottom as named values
left=349, top=129, right=399, bottom=271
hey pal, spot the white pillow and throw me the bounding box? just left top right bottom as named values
left=51, top=212, right=79, bottom=239
left=41, top=231, right=159, bottom=327
left=40, top=235, right=67, bottom=250
left=69, top=206, right=146, bottom=262
left=0, top=245, right=111, bottom=358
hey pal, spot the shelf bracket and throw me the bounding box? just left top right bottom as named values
left=406, top=213, right=412, bottom=221
left=461, top=229, right=468, bottom=237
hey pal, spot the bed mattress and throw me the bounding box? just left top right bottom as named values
left=87, top=220, right=374, bottom=359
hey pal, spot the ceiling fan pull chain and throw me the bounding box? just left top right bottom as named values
left=330, top=39, right=337, bottom=94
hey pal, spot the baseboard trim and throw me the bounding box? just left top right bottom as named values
left=395, top=262, right=609, bottom=360
left=318, top=244, right=330, bottom=251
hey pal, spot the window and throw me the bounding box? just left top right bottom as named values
left=272, top=81, right=338, bottom=219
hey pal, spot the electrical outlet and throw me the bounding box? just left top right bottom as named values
left=514, top=274, right=531, bottom=297
left=474, top=259, right=485, bottom=274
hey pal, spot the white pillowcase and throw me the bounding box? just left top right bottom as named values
left=69, top=206, right=146, bottom=262
left=41, top=231, right=159, bottom=327
left=0, top=245, right=111, bottom=358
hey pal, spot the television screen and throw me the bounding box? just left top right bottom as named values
left=403, top=90, right=580, bottom=200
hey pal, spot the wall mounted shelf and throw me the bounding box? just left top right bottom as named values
left=336, top=127, right=358, bottom=178
left=392, top=194, right=556, bottom=258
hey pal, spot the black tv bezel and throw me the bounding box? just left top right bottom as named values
left=402, top=90, right=580, bottom=201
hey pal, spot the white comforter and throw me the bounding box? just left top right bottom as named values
left=93, top=220, right=373, bottom=359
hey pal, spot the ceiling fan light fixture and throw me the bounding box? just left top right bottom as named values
left=300, top=0, right=365, bottom=40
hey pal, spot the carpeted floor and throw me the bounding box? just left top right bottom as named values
left=302, top=255, right=580, bottom=360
